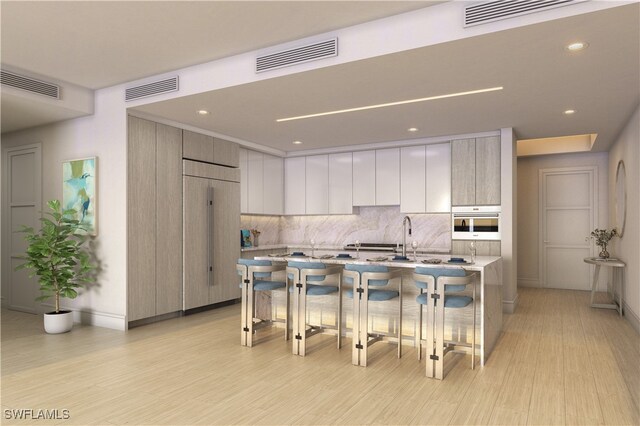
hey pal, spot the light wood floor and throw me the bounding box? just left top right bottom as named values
left=1, top=288, right=638, bottom=425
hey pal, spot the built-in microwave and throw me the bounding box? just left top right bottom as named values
left=452, top=206, right=501, bottom=240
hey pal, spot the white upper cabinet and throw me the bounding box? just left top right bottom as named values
left=263, top=154, right=284, bottom=215
left=239, top=148, right=248, bottom=213
left=352, top=150, right=376, bottom=206
left=400, top=146, right=426, bottom=213
left=284, top=157, right=306, bottom=215
left=329, top=152, right=353, bottom=214
left=305, top=155, right=329, bottom=215
left=239, top=148, right=284, bottom=215
left=246, top=150, right=264, bottom=214
left=375, top=148, right=400, bottom=206
left=426, top=142, right=451, bottom=212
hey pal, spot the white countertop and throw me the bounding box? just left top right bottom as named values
left=254, top=250, right=500, bottom=271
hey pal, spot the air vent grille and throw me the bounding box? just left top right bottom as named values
left=125, top=76, right=179, bottom=102
left=256, top=38, right=338, bottom=73
left=464, top=0, right=587, bottom=27
left=1, top=70, right=60, bottom=99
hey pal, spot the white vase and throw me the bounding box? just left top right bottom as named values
left=44, top=310, right=74, bottom=334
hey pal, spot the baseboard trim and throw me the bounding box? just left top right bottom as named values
left=40, top=303, right=126, bottom=331
left=623, top=301, right=640, bottom=335
left=518, top=277, right=539, bottom=288
left=503, top=293, right=519, bottom=314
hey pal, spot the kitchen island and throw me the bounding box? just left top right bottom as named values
left=253, top=251, right=502, bottom=366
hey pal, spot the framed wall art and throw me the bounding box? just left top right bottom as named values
left=62, top=157, right=97, bottom=236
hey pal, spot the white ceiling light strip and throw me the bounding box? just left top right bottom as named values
left=276, top=86, right=504, bottom=122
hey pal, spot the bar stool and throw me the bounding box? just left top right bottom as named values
left=237, top=259, right=287, bottom=347
left=287, top=261, right=343, bottom=356
left=343, top=264, right=403, bottom=367
left=413, top=267, right=478, bottom=379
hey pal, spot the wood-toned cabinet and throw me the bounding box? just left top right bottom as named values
left=183, top=130, right=239, bottom=167
left=451, top=136, right=500, bottom=206
left=127, top=116, right=182, bottom=322
left=452, top=240, right=501, bottom=256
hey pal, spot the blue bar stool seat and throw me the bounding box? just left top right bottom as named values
left=413, top=267, right=479, bottom=379
left=287, top=261, right=343, bottom=356
left=237, top=259, right=287, bottom=347
left=343, top=264, right=403, bottom=367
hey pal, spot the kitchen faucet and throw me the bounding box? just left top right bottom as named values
left=402, top=215, right=412, bottom=258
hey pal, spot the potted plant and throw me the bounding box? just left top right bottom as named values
left=590, top=228, right=619, bottom=259
left=16, top=200, right=95, bottom=334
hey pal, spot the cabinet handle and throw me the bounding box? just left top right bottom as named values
left=208, top=187, right=214, bottom=287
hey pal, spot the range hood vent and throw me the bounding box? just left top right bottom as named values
left=256, top=38, right=338, bottom=73
left=464, top=0, right=587, bottom=27
left=125, top=76, right=179, bottom=102
left=1, top=70, right=60, bottom=99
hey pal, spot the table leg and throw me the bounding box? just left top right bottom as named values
left=590, top=265, right=600, bottom=306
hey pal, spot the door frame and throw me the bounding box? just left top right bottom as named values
left=2, top=143, right=42, bottom=311
left=538, top=166, right=597, bottom=289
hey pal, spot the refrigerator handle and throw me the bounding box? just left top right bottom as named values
left=208, top=186, right=214, bottom=287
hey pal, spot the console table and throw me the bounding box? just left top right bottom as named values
left=584, top=257, right=625, bottom=316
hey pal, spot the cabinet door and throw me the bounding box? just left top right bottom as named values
left=239, top=148, right=248, bottom=213
left=475, top=136, right=501, bottom=205
left=376, top=148, right=400, bottom=205
left=210, top=179, right=241, bottom=304
left=263, top=154, right=284, bottom=215
left=400, top=145, right=426, bottom=213
left=451, top=138, right=476, bottom=206
left=426, top=142, right=451, bottom=213
left=352, top=150, right=376, bottom=206
left=305, top=155, right=329, bottom=215
left=183, top=130, right=214, bottom=163
left=247, top=150, right=264, bottom=214
left=284, top=157, right=306, bottom=215
left=155, top=124, right=183, bottom=315
left=329, top=152, right=353, bottom=214
left=213, top=137, right=239, bottom=167
left=183, top=176, right=212, bottom=310
left=127, top=116, right=157, bottom=321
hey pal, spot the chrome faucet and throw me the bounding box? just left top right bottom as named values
left=402, top=215, right=412, bottom=258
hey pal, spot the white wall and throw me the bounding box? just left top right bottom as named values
left=501, top=128, right=518, bottom=313
left=1, top=86, right=128, bottom=330
left=607, top=104, right=639, bottom=330
left=517, top=151, right=609, bottom=288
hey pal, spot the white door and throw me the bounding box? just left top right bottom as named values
left=540, top=167, right=596, bottom=290
left=2, top=144, right=42, bottom=312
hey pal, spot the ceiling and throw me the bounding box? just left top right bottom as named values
left=1, top=1, right=638, bottom=154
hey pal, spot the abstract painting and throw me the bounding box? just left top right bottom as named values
left=62, top=157, right=97, bottom=235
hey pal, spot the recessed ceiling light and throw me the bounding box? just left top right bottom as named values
left=293, top=140, right=303, bottom=145
left=408, top=127, right=418, bottom=132
left=276, top=86, right=504, bottom=122
left=566, top=42, right=588, bottom=52
left=564, top=109, right=576, bottom=115
left=197, top=110, right=209, bottom=115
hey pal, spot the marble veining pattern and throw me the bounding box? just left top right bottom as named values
left=241, top=206, right=451, bottom=251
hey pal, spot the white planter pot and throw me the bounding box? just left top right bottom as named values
left=44, top=310, right=74, bottom=334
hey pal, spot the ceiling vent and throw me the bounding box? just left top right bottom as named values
left=464, top=0, right=588, bottom=27
left=256, top=38, right=338, bottom=73
left=125, top=76, right=179, bottom=102
left=1, top=70, right=60, bottom=99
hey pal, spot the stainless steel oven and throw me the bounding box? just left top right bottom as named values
left=452, top=206, right=501, bottom=240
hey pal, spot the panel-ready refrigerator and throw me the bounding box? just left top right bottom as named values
left=183, top=160, right=241, bottom=310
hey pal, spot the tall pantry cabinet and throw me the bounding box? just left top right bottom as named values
left=127, top=116, right=241, bottom=324
left=127, top=116, right=183, bottom=322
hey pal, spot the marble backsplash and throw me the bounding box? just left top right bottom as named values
left=241, top=206, right=451, bottom=251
